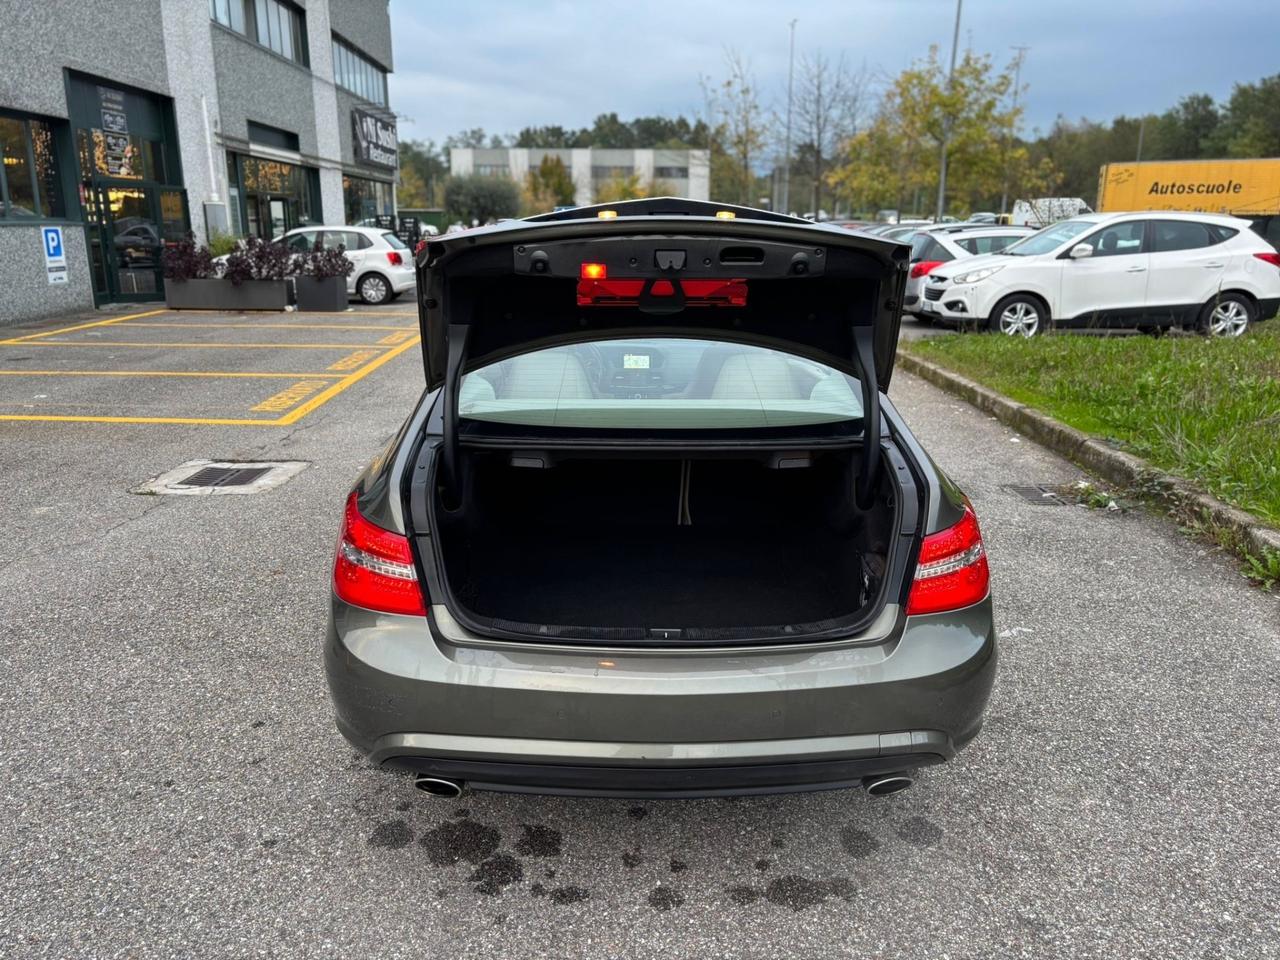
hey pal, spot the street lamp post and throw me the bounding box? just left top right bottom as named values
left=782, top=18, right=797, bottom=216
left=934, top=0, right=963, bottom=221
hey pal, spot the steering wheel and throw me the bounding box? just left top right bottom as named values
left=575, top=342, right=609, bottom=393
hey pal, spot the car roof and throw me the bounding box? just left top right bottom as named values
left=286, top=224, right=390, bottom=235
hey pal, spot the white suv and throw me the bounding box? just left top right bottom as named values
left=918, top=212, right=1280, bottom=336
left=278, top=225, right=416, bottom=304
left=905, top=225, right=1036, bottom=318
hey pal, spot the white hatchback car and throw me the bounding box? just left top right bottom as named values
left=277, top=225, right=415, bottom=304
left=905, top=226, right=1036, bottom=317
left=919, top=212, right=1280, bottom=336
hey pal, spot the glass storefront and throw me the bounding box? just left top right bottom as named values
left=343, top=174, right=393, bottom=225
left=227, top=152, right=319, bottom=239
left=0, top=112, right=66, bottom=219
left=66, top=74, right=189, bottom=304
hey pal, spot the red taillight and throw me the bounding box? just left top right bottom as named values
left=577, top=277, right=747, bottom=307
left=910, top=260, right=944, bottom=279
left=386, top=251, right=403, bottom=266
left=906, top=502, right=989, bottom=616
left=1253, top=252, right=1280, bottom=267
left=580, top=261, right=607, bottom=279
left=333, top=491, right=426, bottom=616
left=414, top=239, right=428, bottom=256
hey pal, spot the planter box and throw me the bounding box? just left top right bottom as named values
left=164, top=278, right=288, bottom=311
left=295, top=276, right=349, bottom=312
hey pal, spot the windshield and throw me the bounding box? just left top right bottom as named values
left=458, top=338, right=863, bottom=430
left=1002, top=219, right=1094, bottom=256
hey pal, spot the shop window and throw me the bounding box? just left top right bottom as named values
left=76, top=129, right=165, bottom=182
left=343, top=174, right=393, bottom=225
left=1, top=113, right=65, bottom=219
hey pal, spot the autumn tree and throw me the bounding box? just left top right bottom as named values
left=522, top=155, right=576, bottom=214
left=702, top=51, right=768, bottom=205
left=396, top=164, right=429, bottom=208
left=791, top=53, right=869, bottom=216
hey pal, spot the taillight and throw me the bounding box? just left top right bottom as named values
left=906, top=502, right=989, bottom=616
left=386, top=251, right=404, bottom=266
left=414, top=239, right=428, bottom=256
left=910, top=260, right=944, bottom=279
left=333, top=491, right=426, bottom=616
left=1253, top=252, right=1280, bottom=267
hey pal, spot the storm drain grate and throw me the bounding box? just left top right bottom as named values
left=1002, top=484, right=1068, bottom=506
left=182, top=465, right=273, bottom=488
left=133, top=460, right=309, bottom=496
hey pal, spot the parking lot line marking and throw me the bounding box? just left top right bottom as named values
left=0, top=413, right=284, bottom=426
left=0, top=370, right=345, bottom=379
left=328, top=348, right=383, bottom=371
left=377, top=330, right=418, bottom=345
left=251, top=380, right=331, bottom=413
left=277, top=334, right=421, bottom=425
left=0, top=308, right=167, bottom=345
left=25, top=340, right=390, bottom=350
left=113, top=321, right=414, bottom=331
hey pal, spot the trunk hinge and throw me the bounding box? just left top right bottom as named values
left=440, top=322, right=470, bottom=503
left=853, top=325, right=881, bottom=510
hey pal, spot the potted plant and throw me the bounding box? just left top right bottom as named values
left=294, top=241, right=353, bottom=312
left=219, top=236, right=292, bottom=310
left=161, top=234, right=221, bottom=309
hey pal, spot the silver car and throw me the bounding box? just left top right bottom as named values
left=904, top=225, right=1036, bottom=317
left=325, top=198, right=996, bottom=799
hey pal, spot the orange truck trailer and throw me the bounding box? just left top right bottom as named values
left=1098, top=158, right=1280, bottom=246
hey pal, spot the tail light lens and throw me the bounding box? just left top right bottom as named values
left=1253, top=252, right=1280, bottom=267
left=333, top=491, right=426, bottom=616
left=906, top=501, right=989, bottom=616
left=577, top=277, right=747, bottom=307
left=910, top=260, right=944, bottom=279
left=386, top=251, right=404, bottom=266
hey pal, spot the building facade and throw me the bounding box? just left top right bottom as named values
left=450, top=147, right=711, bottom=207
left=0, top=0, right=398, bottom=324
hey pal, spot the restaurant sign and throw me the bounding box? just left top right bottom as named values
left=353, top=108, right=397, bottom=169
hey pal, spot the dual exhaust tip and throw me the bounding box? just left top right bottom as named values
left=412, top=772, right=913, bottom=799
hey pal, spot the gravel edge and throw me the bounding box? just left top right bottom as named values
left=897, top=349, right=1280, bottom=559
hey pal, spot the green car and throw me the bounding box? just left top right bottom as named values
left=325, top=198, right=996, bottom=799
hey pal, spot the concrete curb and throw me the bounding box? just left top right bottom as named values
left=897, top=350, right=1280, bottom=559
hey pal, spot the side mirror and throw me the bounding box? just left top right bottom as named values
left=1069, top=243, right=1094, bottom=260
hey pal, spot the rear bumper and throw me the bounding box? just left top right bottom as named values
left=325, top=596, right=996, bottom=796
left=1257, top=297, right=1279, bottom=320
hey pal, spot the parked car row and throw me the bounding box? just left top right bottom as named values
left=903, top=212, right=1280, bottom=337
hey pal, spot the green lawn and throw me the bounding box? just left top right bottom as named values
left=902, top=323, right=1280, bottom=527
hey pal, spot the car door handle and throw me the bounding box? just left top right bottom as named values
left=1203, top=262, right=1224, bottom=268
left=1125, top=266, right=1146, bottom=272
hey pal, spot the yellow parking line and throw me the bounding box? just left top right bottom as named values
left=0, top=414, right=282, bottom=426
left=114, top=321, right=414, bottom=331
left=0, top=308, right=167, bottom=344
left=25, top=340, right=389, bottom=350
left=328, top=348, right=383, bottom=371
left=277, top=335, right=421, bottom=424
left=0, top=369, right=344, bottom=379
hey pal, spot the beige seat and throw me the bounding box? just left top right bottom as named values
left=710, top=352, right=803, bottom=400
left=501, top=349, right=594, bottom=399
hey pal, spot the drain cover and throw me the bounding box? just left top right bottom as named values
left=1002, top=484, right=1068, bottom=506
left=134, top=460, right=309, bottom=496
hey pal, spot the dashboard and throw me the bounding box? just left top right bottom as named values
left=585, top=342, right=699, bottom=398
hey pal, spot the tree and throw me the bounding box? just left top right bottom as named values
left=703, top=50, right=768, bottom=205
left=792, top=53, right=868, bottom=216
left=444, top=174, right=521, bottom=225
left=398, top=139, right=447, bottom=206
left=523, top=155, right=576, bottom=215
left=396, top=164, right=429, bottom=208
left=445, top=128, right=490, bottom=149
left=1213, top=74, right=1280, bottom=158
left=828, top=48, right=1035, bottom=216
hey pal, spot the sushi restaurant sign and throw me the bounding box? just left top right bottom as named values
left=353, top=108, right=397, bottom=169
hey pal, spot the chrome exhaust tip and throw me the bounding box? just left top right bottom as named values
left=413, top=775, right=464, bottom=798
left=862, top=773, right=914, bottom=797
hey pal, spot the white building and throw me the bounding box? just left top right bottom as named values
left=450, top=147, right=711, bottom=206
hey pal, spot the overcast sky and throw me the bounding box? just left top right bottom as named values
left=386, top=0, right=1269, bottom=147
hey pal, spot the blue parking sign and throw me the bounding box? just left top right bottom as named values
left=42, top=226, right=68, bottom=285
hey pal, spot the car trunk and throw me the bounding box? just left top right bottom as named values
left=430, top=447, right=899, bottom=643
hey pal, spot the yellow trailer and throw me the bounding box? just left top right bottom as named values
left=1097, top=158, right=1280, bottom=216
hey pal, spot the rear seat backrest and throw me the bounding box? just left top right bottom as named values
left=710, top=352, right=803, bottom=400
left=500, top=350, right=594, bottom=399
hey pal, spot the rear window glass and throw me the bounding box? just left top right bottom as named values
left=1151, top=220, right=1214, bottom=252
left=459, top=338, right=863, bottom=430
left=382, top=231, right=408, bottom=249
left=910, top=235, right=953, bottom=262
left=957, top=234, right=1024, bottom=254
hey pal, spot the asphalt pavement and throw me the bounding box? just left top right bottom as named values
left=2, top=307, right=1278, bottom=959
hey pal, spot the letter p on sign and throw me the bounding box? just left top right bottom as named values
left=42, top=226, right=68, bottom=285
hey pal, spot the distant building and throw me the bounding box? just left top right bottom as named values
left=0, top=0, right=397, bottom=323
left=450, top=147, right=711, bottom=205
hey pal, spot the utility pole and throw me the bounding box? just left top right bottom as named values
left=1135, top=116, right=1146, bottom=163
left=999, top=45, right=1029, bottom=216
left=782, top=18, right=797, bottom=215
left=934, top=0, right=963, bottom=221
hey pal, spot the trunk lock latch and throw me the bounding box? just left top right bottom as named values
left=649, top=627, right=683, bottom=641
left=654, top=250, right=686, bottom=271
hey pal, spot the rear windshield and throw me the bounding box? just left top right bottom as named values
left=458, top=338, right=863, bottom=429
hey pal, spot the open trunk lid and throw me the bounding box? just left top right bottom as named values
left=414, top=198, right=909, bottom=507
